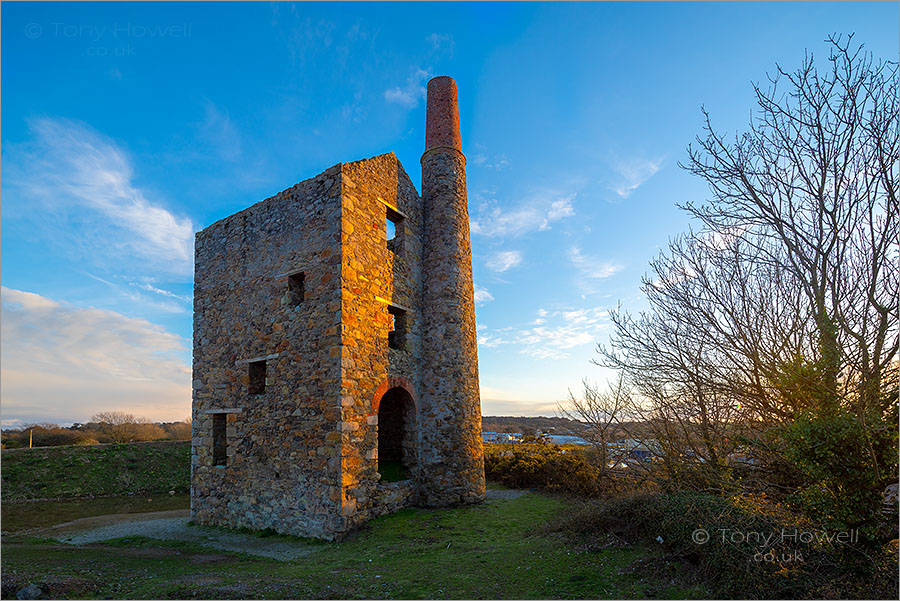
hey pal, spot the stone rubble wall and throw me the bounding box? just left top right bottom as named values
left=419, top=147, right=487, bottom=506
left=336, top=153, right=424, bottom=531
left=191, top=165, right=347, bottom=539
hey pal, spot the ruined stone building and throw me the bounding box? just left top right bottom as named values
left=190, top=77, right=485, bottom=539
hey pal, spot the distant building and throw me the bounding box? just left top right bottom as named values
left=546, top=434, right=588, bottom=445
left=482, top=432, right=523, bottom=444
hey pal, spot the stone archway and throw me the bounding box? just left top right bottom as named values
left=374, top=383, right=417, bottom=482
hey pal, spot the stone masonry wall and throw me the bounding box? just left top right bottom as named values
left=336, top=153, right=424, bottom=530
left=191, top=165, right=348, bottom=539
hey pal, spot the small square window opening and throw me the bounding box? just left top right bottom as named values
left=388, top=305, right=407, bottom=350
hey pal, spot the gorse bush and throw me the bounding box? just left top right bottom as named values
left=484, top=443, right=604, bottom=496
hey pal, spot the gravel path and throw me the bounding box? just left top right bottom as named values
left=485, top=488, right=529, bottom=500
left=49, top=512, right=321, bottom=561
left=46, top=490, right=528, bottom=561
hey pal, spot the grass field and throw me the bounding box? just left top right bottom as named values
left=0, top=441, right=706, bottom=599
left=1, top=492, right=704, bottom=599
left=1, top=441, right=190, bottom=501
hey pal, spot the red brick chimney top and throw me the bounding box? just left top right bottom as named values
left=425, top=76, right=461, bottom=152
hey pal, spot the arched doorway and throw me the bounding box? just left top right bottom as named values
left=376, top=386, right=417, bottom=482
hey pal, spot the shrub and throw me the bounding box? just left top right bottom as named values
left=546, top=491, right=898, bottom=599
left=484, top=443, right=604, bottom=496
left=1, top=426, right=101, bottom=448
left=779, top=409, right=896, bottom=536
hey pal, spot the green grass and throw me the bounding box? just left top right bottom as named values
left=1, top=441, right=190, bottom=501
left=0, top=493, right=705, bottom=599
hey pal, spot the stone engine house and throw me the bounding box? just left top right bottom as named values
left=191, top=77, right=485, bottom=539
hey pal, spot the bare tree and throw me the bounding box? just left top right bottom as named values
left=559, top=373, right=631, bottom=475
left=680, top=34, right=898, bottom=413
left=597, top=36, right=898, bottom=489
left=91, top=411, right=165, bottom=443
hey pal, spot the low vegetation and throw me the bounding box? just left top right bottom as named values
left=1, top=441, right=190, bottom=501
left=546, top=491, right=898, bottom=600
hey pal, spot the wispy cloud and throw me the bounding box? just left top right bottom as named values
left=132, top=281, right=191, bottom=303
left=83, top=272, right=189, bottom=315
left=0, top=287, right=191, bottom=423
left=384, top=68, right=431, bottom=109
left=649, top=263, right=698, bottom=291
left=608, top=157, right=663, bottom=199
left=471, top=153, right=511, bottom=170
left=486, top=250, right=523, bottom=273
left=426, top=33, right=454, bottom=56
left=699, top=225, right=748, bottom=252
left=471, top=192, right=576, bottom=238
left=568, top=246, right=623, bottom=279
left=4, top=117, right=195, bottom=276
left=477, top=306, right=610, bottom=360
left=196, top=101, right=242, bottom=162
left=474, top=284, right=495, bottom=304
left=272, top=5, right=336, bottom=66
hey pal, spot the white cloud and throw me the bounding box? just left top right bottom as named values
left=476, top=305, right=610, bottom=360
left=0, top=287, right=191, bottom=424
left=4, top=117, right=195, bottom=275
left=568, top=246, right=623, bottom=280
left=649, top=263, right=698, bottom=291
left=608, top=157, right=663, bottom=199
left=82, top=272, right=188, bottom=315
left=486, top=250, right=523, bottom=273
left=474, top=284, right=494, bottom=304
left=384, top=68, right=431, bottom=109
left=471, top=193, right=576, bottom=238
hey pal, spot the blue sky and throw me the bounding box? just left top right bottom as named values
left=2, top=1, right=897, bottom=426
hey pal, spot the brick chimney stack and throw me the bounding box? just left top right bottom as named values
left=424, top=76, right=462, bottom=152
left=418, top=76, right=486, bottom=506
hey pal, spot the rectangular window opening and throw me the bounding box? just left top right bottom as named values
left=248, top=360, right=267, bottom=394
left=288, top=272, right=305, bottom=305
left=386, top=207, right=403, bottom=253
left=388, top=305, right=407, bottom=350
left=212, top=413, right=227, bottom=466
left=386, top=218, right=397, bottom=241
